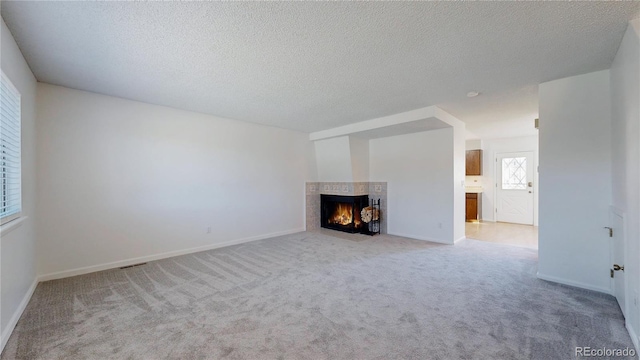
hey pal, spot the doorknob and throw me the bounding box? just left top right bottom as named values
left=613, top=264, right=624, bottom=271
left=527, top=182, right=533, bottom=187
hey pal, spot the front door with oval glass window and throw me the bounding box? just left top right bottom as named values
left=496, top=152, right=534, bottom=225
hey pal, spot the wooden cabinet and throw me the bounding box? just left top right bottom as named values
left=465, top=193, right=482, bottom=222
left=466, top=150, right=482, bottom=176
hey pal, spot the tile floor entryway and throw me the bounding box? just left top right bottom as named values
left=465, top=221, right=538, bottom=249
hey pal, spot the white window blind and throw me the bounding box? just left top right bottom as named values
left=0, top=72, right=21, bottom=225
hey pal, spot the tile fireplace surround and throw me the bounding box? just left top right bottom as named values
left=306, top=182, right=387, bottom=234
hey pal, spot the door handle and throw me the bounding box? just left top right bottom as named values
left=527, top=182, right=533, bottom=187
left=604, top=227, right=613, bottom=237
left=613, top=264, right=624, bottom=271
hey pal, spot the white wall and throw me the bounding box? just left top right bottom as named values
left=0, top=18, right=38, bottom=350
left=479, top=136, right=539, bottom=226
left=538, top=70, right=612, bottom=293
left=349, top=136, right=370, bottom=182
left=36, top=83, right=315, bottom=277
left=370, top=128, right=455, bottom=244
left=314, top=136, right=353, bottom=182
left=611, top=19, right=640, bottom=348
left=465, top=139, right=482, bottom=150
left=452, top=117, right=466, bottom=242
left=314, top=135, right=370, bottom=183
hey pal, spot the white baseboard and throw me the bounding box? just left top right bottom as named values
left=536, top=272, right=613, bottom=295
left=626, top=322, right=640, bottom=353
left=387, top=231, right=454, bottom=245
left=1, top=279, right=38, bottom=354
left=454, top=236, right=466, bottom=243
left=38, top=228, right=305, bottom=282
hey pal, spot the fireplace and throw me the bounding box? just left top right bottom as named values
left=321, top=194, right=369, bottom=234
left=306, top=182, right=386, bottom=234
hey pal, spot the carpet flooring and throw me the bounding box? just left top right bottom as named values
left=1, top=231, right=635, bottom=359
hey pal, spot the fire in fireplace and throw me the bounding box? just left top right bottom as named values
left=329, top=203, right=362, bottom=227
left=321, top=194, right=368, bottom=233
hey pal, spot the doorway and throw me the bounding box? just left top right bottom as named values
left=463, top=137, right=539, bottom=249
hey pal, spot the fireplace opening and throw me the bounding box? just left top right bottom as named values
left=321, top=194, right=368, bottom=234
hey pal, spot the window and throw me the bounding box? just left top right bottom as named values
left=1, top=72, right=21, bottom=225
left=501, top=157, right=526, bottom=190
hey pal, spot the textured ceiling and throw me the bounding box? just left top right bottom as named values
left=2, top=1, right=639, bottom=137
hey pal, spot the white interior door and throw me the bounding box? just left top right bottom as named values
left=496, top=152, right=534, bottom=225
left=610, top=210, right=626, bottom=317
